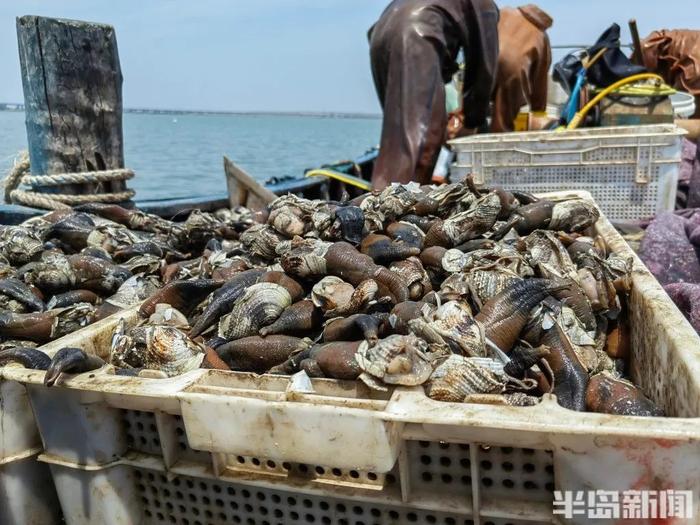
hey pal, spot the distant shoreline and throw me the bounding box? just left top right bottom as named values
left=0, top=103, right=381, bottom=120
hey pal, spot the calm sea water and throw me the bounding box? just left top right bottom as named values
left=0, top=111, right=381, bottom=201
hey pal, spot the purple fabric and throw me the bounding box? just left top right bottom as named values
left=688, top=140, right=700, bottom=209
left=686, top=212, right=700, bottom=246
left=679, top=138, right=698, bottom=185
left=676, top=139, right=700, bottom=209
left=664, top=282, right=700, bottom=333
left=639, top=212, right=700, bottom=285
left=684, top=210, right=700, bottom=230
left=646, top=139, right=700, bottom=332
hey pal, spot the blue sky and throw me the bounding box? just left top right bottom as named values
left=0, top=1, right=698, bottom=113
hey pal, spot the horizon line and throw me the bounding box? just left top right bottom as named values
left=0, top=102, right=381, bottom=119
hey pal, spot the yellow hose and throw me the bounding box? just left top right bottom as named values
left=567, top=73, right=665, bottom=129
left=305, top=169, right=372, bottom=191
left=603, top=83, right=676, bottom=97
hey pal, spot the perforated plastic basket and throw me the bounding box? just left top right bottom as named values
left=0, top=306, right=131, bottom=524
left=3, top=191, right=699, bottom=525
left=449, top=125, right=686, bottom=222
left=40, top=457, right=553, bottom=525
left=0, top=361, right=62, bottom=524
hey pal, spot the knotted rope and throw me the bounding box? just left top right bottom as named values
left=3, top=151, right=135, bottom=210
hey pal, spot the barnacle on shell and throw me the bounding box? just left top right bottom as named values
left=312, top=276, right=355, bottom=311
left=218, top=282, right=292, bottom=340
left=144, top=325, right=205, bottom=376
left=240, top=224, right=287, bottom=260
left=425, top=355, right=505, bottom=402
left=355, top=334, right=432, bottom=390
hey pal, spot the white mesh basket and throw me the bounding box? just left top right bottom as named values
left=449, top=125, right=686, bottom=222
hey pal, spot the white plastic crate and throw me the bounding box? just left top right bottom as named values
left=449, top=125, right=686, bottom=222
left=42, top=458, right=552, bottom=525
left=0, top=364, right=62, bottom=524
left=2, top=191, right=700, bottom=525
left=0, top=452, right=61, bottom=524
left=0, top=306, right=133, bottom=524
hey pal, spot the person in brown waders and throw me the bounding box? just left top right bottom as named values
left=368, top=0, right=499, bottom=190
left=641, top=30, right=700, bottom=206
left=640, top=29, right=700, bottom=119
left=490, top=4, right=553, bottom=132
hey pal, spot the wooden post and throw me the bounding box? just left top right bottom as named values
left=16, top=15, right=127, bottom=197
left=628, top=19, right=646, bottom=68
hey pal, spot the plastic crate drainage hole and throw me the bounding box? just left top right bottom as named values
left=410, top=441, right=474, bottom=492
left=478, top=446, right=555, bottom=500
left=173, top=415, right=211, bottom=463
left=229, top=455, right=390, bottom=486
left=409, top=441, right=554, bottom=501
left=123, top=409, right=161, bottom=455
left=136, top=468, right=481, bottom=525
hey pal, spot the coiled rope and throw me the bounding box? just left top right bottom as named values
left=3, top=151, right=135, bottom=210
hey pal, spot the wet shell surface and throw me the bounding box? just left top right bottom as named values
left=450, top=269, right=522, bottom=305
left=522, top=230, right=578, bottom=280
left=106, top=275, right=161, bottom=309
left=390, top=257, right=431, bottom=300
left=355, top=334, right=432, bottom=390
left=120, top=254, right=161, bottom=275
left=86, top=224, right=145, bottom=254
left=386, top=221, right=425, bottom=249
left=425, top=355, right=506, bottom=402
left=327, top=205, right=365, bottom=244
left=409, top=301, right=485, bottom=357
left=311, top=276, right=355, bottom=311
left=144, top=325, right=205, bottom=377
left=375, top=184, right=422, bottom=218
left=149, top=304, right=190, bottom=328
left=415, top=183, right=470, bottom=217
left=268, top=205, right=308, bottom=237
left=26, top=252, right=78, bottom=294
left=0, top=226, right=43, bottom=265
left=441, top=249, right=469, bottom=274
left=239, top=224, right=287, bottom=260
left=280, top=238, right=330, bottom=277
left=549, top=199, right=599, bottom=232
left=441, top=192, right=501, bottom=245
left=218, top=282, right=292, bottom=340
left=51, top=303, right=96, bottom=339
left=359, top=184, right=422, bottom=231
left=109, top=318, right=131, bottom=367
left=326, top=279, right=378, bottom=317
left=0, top=277, right=44, bottom=313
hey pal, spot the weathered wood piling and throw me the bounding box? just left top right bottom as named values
left=16, top=15, right=127, bottom=198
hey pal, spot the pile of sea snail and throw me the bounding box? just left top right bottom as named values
left=1, top=177, right=663, bottom=416
left=0, top=203, right=253, bottom=380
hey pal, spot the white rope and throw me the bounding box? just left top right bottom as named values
left=3, top=151, right=135, bottom=210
